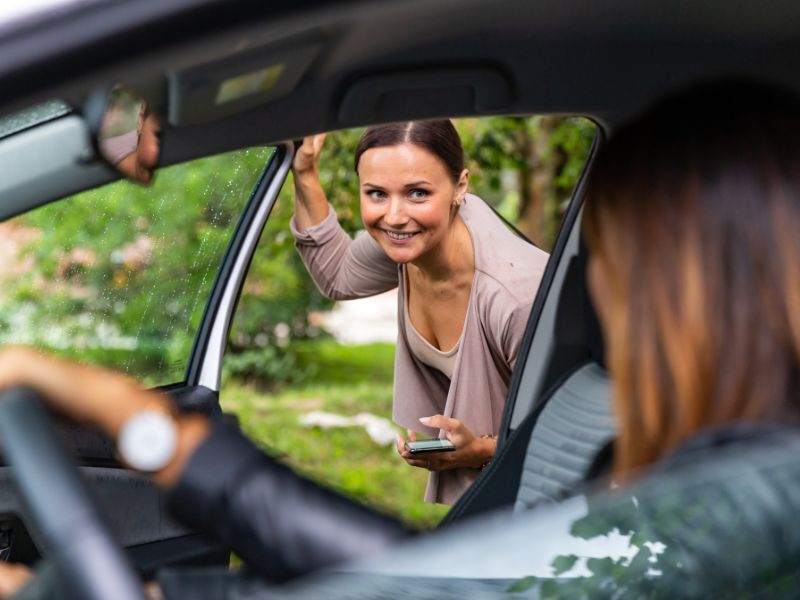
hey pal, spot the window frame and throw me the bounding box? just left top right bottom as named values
left=185, top=142, right=294, bottom=391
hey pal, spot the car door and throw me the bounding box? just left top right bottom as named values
left=0, top=104, right=294, bottom=570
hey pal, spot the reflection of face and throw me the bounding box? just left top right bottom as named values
left=137, top=114, right=160, bottom=170
left=116, top=113, right=160, bottom=184
left=358, top=143, right=466, bottom=264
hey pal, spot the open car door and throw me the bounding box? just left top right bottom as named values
left=0, top=104, right=293, bottom=572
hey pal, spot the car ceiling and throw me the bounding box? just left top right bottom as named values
left=2, top=0, right=800, bottom=168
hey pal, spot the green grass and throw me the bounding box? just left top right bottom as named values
left=220, top=341, right=449, bottom=529
left=293, top=340, right=396, bottom=386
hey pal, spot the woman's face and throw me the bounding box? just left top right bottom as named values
left=358, top=143, right=468, bottom=264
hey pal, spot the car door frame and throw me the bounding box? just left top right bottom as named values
left=167, top=141, right=295, bottom=403
left=120, top=141, right=296, bottom=571
left=97, top=141, right=296, bottom=571
left=0, top=137, right=295, bottom=571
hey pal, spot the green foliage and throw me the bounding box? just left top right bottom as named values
left=0, top=147, right=271, bottom=383
left=551, top=554, right=580, bottom=576
left=506, top=576, right=537, bottom=593
left=294, top=340, right=395, bottom=385
left=222, top=340, right=396, bottom=391
left=458, top=116, right=596, bottom=246
left=548, top=117, right=597, bottom=197
left=222, top=345, right=313, bottom=388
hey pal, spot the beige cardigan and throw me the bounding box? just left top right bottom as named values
left=291, top=194, right=549, bottom=503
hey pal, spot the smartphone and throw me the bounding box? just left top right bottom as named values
left=405, top=439, right=456, bottom=454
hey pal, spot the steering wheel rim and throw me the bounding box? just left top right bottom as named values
left=0, top=387, right=146, bottom=600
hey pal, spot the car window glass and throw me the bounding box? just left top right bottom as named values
left=0, top=147, right=273, bottom=386
left=0, top=99, right=72, bottom=139
left=223, top=117, right=596, bottom=527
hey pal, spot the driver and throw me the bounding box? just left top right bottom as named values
left=2, top=80, right=800, bottom=598
left=0, top=347, right=411, bottom=598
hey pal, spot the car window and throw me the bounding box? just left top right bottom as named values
left=0, top=146, right=274, bottom=386
left=0, top=99, right=72, bottom=139
left=222, top=117, right=596, bottom=527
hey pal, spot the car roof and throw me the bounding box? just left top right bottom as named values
left=2, top=0, right=800, bottom=167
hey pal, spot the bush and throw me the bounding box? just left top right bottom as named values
left=222, top=345, right=316, bottom=389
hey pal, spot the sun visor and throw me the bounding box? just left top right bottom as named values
left=167, top=40, right=322, bottom=127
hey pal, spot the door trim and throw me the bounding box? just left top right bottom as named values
left=186, top=142, right=294, bottom=391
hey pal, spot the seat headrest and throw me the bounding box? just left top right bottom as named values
left=550, top=236, right=606, bottom=369
left=578, top=235, right=606, bottom=368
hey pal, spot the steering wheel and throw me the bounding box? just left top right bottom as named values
left=0, top=388, right=146, bottom=600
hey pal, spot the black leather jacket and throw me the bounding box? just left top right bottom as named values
left=156, top=422, right=800, bottom=599
left=165, top=421, right=412, bottom=584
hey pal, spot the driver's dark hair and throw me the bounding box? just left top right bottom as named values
left=354, top=120, right=464, bottom=182
left=582, top=80, right=800, bottom=480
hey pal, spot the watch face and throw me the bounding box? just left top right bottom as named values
left=118, top=410, right=178, bottom=472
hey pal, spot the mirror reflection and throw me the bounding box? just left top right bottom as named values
left=97, top=87, right=161, bottom=185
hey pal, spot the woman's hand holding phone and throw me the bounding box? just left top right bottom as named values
left=394, top=415, right=497, bottom=472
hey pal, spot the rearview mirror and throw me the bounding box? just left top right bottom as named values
left=90, top=86, right=161, bottom=185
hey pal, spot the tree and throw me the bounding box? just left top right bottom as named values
left=458, top=116, right=596, bottom=249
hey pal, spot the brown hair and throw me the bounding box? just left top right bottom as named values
left=583, top=81, right=800, bottom=479
left=354, top=120, right=464, bottom=182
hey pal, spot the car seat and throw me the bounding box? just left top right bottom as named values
left=442, top=244, right=615, bottom=524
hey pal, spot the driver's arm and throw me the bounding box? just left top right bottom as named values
left=163, top=418, right=412, bottom=583
left=0, top=348, right=412, bottom=588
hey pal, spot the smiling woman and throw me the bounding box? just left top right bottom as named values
left=289, top=121, right=550, bottom=504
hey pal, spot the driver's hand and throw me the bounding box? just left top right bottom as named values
left=0, top=561, right=31, bottom=598
left=145, top=580, right=165, bottom=600
left=0, top=561, right=161, bottom=600
left=0, top=347, right=211, bottom=489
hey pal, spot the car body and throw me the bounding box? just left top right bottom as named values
left=1, top=0, right=800, bottom=596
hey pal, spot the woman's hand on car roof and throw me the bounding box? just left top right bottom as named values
left=293, top=134, right=327, bottom=177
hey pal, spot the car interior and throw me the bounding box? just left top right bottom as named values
left=1, top=0, right=800, bottom=594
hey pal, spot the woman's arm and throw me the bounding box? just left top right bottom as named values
left=292, top=135, right=331, bottom=230
left=290, top=135, right=398, bottom=300
left=501, top=302, right=534, bottom=372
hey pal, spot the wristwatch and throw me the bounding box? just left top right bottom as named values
left=117, top=408, right=178, bottom=472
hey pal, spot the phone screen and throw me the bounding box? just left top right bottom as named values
left=406, top=439, right=456, bottom=453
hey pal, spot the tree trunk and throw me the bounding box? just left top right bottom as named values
left=517, top=116, right=560, bottom=249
